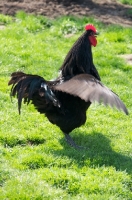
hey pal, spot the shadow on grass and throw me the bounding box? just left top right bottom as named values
left=54, top=131, right=132, bottom=174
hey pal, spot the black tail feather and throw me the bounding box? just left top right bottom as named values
left=8, top=71, right=61, bottom=114
left=8, top=72, right=46, bottom=113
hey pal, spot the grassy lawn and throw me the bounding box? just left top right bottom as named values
left=119, top=0, right=132, bottom=5
left=0, top=12, right=132, bottom=199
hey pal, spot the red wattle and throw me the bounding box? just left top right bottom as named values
left=89, top=36, right=97, bottom=47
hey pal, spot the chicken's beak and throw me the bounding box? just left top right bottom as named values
left=91, top=31, right=99, bottom=37
left=94, top=31, right=99, bottom=36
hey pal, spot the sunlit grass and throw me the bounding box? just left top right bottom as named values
left=0, top=12, right=132, bottom=199
left=119, top=0, right=132, bottom=5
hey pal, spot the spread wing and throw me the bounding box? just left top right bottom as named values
left=54, top=74, right=128, bottom=115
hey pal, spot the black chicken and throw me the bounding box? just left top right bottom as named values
left=8, top=24, right=128, bottom=149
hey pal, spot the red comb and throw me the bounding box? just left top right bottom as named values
left=85, top=24, right=96, bottom=33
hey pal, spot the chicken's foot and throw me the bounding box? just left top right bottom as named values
left=64, top=133, right=85, bottom=150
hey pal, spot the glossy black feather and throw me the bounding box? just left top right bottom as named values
left=9, top=72, right=61, bottom=114
left=59, top=31, right=101, bottom=81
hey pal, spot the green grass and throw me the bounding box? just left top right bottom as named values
left=118, top=1, right=132, bottom=18
left=0, top=12, right=132, bottom=199
left=118, top=0, right=132, bottom=5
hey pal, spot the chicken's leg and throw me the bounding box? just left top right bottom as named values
left=64, top=133, right=85, bottom=149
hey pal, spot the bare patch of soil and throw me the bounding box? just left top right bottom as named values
left=119, top=54, right=132, bottom=65
left=0, top=0, right=132, bottom=26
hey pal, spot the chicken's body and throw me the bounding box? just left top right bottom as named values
left=42, top=92, right=90, bottom=133
left=8, top=25, right=128, bottom=149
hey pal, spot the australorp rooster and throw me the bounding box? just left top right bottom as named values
left=8, top=24, right=128, bottom=149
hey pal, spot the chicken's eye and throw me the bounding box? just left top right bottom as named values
left=90, top=32, right=95, bottom=36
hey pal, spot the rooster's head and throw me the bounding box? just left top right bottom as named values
left=85, top=24, right=98, bottom=47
